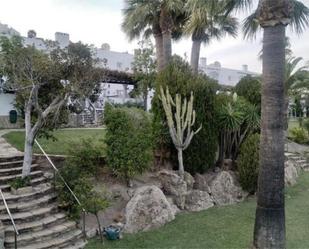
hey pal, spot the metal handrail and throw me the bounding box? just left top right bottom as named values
left=34, top=139, right=87, bottom=240
left=0, top=188, right=19, bottom=249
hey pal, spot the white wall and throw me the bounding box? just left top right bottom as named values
left=0, top=93, right=16, bottom=116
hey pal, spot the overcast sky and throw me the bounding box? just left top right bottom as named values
left=0, top=0, right=308, bottom=73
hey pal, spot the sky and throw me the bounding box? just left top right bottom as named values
left=0, top=0, right=308, bottom=73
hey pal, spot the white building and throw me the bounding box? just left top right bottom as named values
left=199, top=57, right=258, bottom=86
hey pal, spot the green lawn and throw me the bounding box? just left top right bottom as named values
left=3, top=129, right=105, bottom=155
left=87, top=172, right=309, bottom=249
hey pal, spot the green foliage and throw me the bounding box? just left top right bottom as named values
left=152, top=56, right=219, bottom=173
left=104, top=104, right=153, bottom=181
left=67, top=139, right=104, bottom=177
left=237, top=134, right=260, bottom=194
left=234, top=75, right=261, bottom=108
left=10, top=176, right=31, bottom=189
left=56, top=139, right=106, bottom=219
left=289, top=127, right=308, bottom=144
left=113, top=101, right=144, bottom=109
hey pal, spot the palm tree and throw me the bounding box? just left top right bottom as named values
left=239, top=0, right=309, bottom=247
left=185, top=0, right=238, bottom=73
left=122, top=0, right=185, bottom=71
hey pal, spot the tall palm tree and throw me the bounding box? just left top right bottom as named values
left=185, top=0, right=238, bottom=73
left=122, top=0, right=185, bottom=71
left=238, top=0, right=309, bottom=247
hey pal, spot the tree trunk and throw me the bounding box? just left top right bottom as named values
left=143, top=89, right=148, bottom=111
left=253, top=25, right=286, bottom=249
left=283, top=96, right=289, bottom=135
left=177, top=149, right=184, bottom=177
left=154, top=34, right=164, bottom=72
left=95, top=213, right=104, bottom=243
left=190, top=39, right=202, bottom=74
left=162, top=31, right=172, bottom=67
left=22, top=103, right=33, bottom=178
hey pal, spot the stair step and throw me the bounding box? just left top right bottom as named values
left=0, top=164, right=40, bottom=176
left=0, top=176, right=48, bottom=192
left=0, top=193, right=57, bottom=214
left=62, top=239, right=87, bottom=249
left=1, top=183, right=53, bottom=204
left=18, top=229, right=83, bottom=249
left=0, top=156, right=24, bottom=163
left=5, top=221, right=76, bottom=246
left=0, top=170, right=43, bottom=185
left=0, top=205, right=58, bottom=225
left=5, top=213, right=67, bottom=236
left=0, top=160, right=24, bottom=169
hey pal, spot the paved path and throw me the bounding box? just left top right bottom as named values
left=0, top=129, right=23, bottom=157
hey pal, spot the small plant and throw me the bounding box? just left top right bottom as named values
left=237, top=134, right=260, bottom=194
left=159, top=86, right=201, bottom=177
left=289, top=127, right=308, bottom=144
left=83, top=190, right=109, bottom=242
left=10, top=176, right=31, bottom=189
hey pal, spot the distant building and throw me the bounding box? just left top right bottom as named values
left=199, top=57, right=258, bottom=86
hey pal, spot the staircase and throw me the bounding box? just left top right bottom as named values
left=0, top=156, right=87, bottom=249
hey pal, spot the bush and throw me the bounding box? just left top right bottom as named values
left=234, top=75, right=261, bottom=109
left=237, top=133, right=260, bottom=194
left=303, top=119, right=309, bottom=135
left=104, top=104, right=153, bottom=182
left=152, top=56, right=219, bottom=174
left=289, top=127, right=308, bottom=144
left=67, top=139, right=104, bottom=177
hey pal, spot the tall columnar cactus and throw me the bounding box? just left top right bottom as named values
left=160, top=86, right=202, bottom=177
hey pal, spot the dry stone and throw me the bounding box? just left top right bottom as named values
left=208, top=171, right=247, bottom=205
left=185, top=190, right=214, bottom=212
left=193, top=173, right=211, bottom=193
left=285, top=161, right=298, bottom=186
left=124, top=186, right=175, bottom=234
left=159, top=170, right=187, bottom=209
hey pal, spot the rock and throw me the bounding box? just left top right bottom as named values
left=193, top=173, right=211, bottom=193
left=185, top=190, right=214, bottom=212
left=184, top=171, right=194, bottom=190
left=166, top=196, right=181, bottom=215
left=159, top=170, right=187, bottom=209
left=124, top=186, right=175, bottom=234
left=208, top=171, right=247, bottom=205
left=11, top=186, right=33, bottom=195
left=285, top=162, right=298, bottom=186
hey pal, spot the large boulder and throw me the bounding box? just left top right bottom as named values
left=184, top=171, right=195, bottom=191
left=159, top=170, right=187, bottom=209
left=193, top=173, right=211, bottom=193
left=208, top=171, right=247, bottom=205
left=124, top=186, right=175, bottom=233
left=185, top=190, right=214, bottom=212
left=285, top=161, right=298, bottom=186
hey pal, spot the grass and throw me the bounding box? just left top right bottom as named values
left=87, top=172, right=309, bottom=249
left=3, top=129, right=105, bottom=155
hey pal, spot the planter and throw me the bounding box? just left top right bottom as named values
left=11, top=186, right=33, bottom=195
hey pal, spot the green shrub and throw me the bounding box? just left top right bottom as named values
left=104, top=105, right=153, bottom=182
left=152, top=56, right=219, bottom=174
left=289, top=127, right=308, bottom=144
left=10, top=176, right=31, bottom=189
left=234, top=75, right=261, bottom=109
left=67, top=139, right=104, bottom=177
left=237, top=133, right=260, bottom=194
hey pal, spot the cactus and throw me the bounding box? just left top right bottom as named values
left=160, top=86, right=202, bottom=177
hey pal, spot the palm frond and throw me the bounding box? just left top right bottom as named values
left=242, top=11, right=260, bottom=40
left=290, top=0, right=309, bottom=34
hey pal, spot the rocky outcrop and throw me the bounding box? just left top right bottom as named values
left=208, top=171, right=247, bottom=205
left=284, top=160, right=299, bottom=186
left=185, top=190, right=214, bottom=212
left=193, top=173, right=211, bottom=193
left=124, top=186, right=175, bottom=234
left=158, top=170, right=187, bottom=209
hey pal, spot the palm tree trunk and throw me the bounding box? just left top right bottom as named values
left=162, top=31, right=172, bottom=68
left=253, top=24, right=286, bottom=249
left=190, top=39, right=202, bottom=74
left=154, top=33, right=164, bottom=72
